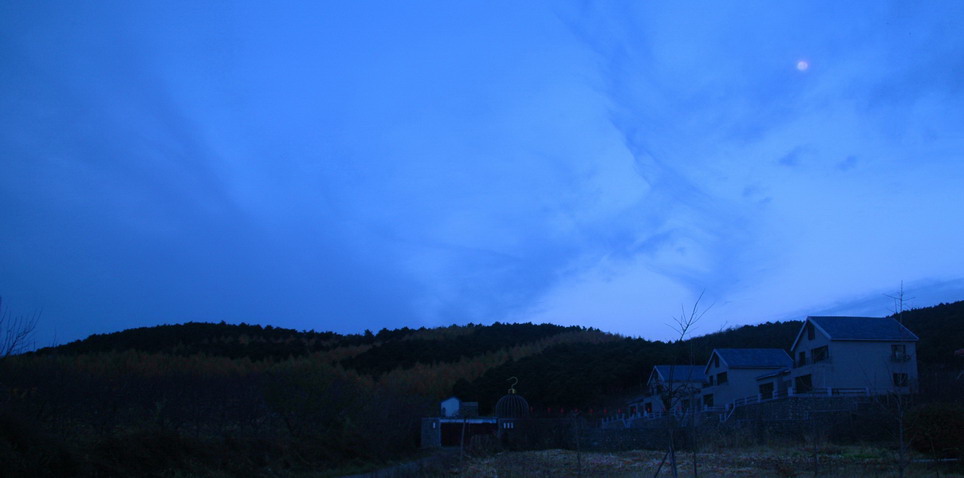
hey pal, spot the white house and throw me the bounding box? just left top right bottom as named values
left=701, top=348, right=793, bottom=409
left=629, top=365, right=706, bottom=416
left=619, top=316, right=923, bottom=424
left=786, top=316, right=919, bottom=395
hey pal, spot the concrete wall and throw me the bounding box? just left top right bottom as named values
left=727, top=396, right=864, bottom=422
left=421, top=418, right=442, bottom=448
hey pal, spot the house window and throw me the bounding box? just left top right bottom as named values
left=759, top=382, right=774, bottom=400
left=717, top=372, right=728, bottom=384
left=893, top=373, right=909, bottom=387
left=807, top=322, right=814, bottom=340
left=707, top=375, right=714, bottom=386
left=713, top=355, right=719, bottom=368
left=795, top=374, right=812, bottom=393
left=503, top=421, right=514, bottom=429
left=798, top=351, right=807, bottom=366
left=812, top=346, right=829, bottom=363
left=892, top=344, right=909, bottom=362
left=703, top=394, right=714, bottom=407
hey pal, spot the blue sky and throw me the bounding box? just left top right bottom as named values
left=2, top=1, right=963, bottom=346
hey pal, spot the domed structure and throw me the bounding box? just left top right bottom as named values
left=495, top=393, right=530, bottom=418
left=495, top=377, right=530, bottom=418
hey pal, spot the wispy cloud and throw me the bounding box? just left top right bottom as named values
left=2, top=1, right=963, bottom=345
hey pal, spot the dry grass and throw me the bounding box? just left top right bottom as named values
left=458, top=447, right=963, bottom=478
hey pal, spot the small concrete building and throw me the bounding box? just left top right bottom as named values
left=420, top=416, right=497, bottom=448
left=421, top=388, right=527, bottom=448
left=439, top=396, right=479, bottom=418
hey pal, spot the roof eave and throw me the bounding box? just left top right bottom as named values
left=729, top=365, right=790, bottom=370
left=827, top=337, right=919, bottom=342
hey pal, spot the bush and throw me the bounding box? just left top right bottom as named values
left=0, top=411, right=77, bottom=478
left=907, top=402, right=964, bottom=459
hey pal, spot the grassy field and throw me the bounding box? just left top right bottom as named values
left=452, top=447, right=963, bottom=478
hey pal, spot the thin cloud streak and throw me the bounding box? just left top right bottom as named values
left=1, top=1, right=962, bottom=345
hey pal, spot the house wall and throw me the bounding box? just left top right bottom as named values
left=791, top=323, right=832, bottom=368
left=703, top=353, right=780, bottom=407
left=707, top=368, right=776, bottom=406
left=703, top=354, right=723, bottom=406
left=642, top=378, right=702, bottom=413
left=644, top=395, right=665, bottom=413
left=628, top=392, right=668, bottom=414
left=790, top=324, right=835, bottom=389
left=755, top=373, right=791, bottom=399
left=790, top=319, right=919, bottom=395
left=792, top=340, right=918, bottom=394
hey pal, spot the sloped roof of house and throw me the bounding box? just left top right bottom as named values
left=708, top=348, right=792, bottom=372
left=810, top=316, right=919, bottom=341
left=652, top=365, right=705, bottom=383
left=791, top=316, right=918, bottom=350
left=756, top=368, right=791, bottom=381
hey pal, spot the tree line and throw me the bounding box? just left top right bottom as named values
left=0, top=301, right=961, bottom=476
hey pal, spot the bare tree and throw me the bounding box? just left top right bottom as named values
left=668, top=290, right=710, bottom=342
left=656, top=291, right=711, bottom=478
left=0, top=296, right=39, bottom=358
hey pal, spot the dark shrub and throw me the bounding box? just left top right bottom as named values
left=0, top=411, right=77, bottom=478
left=907, top=402, right=964, bottom=459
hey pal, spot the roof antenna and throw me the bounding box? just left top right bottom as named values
left=507, top=376, right=518, bottom=394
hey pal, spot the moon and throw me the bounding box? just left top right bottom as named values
left=796, top=60, right=810, bottom=71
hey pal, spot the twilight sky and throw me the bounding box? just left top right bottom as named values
left=2, top=1, right=963, bottom=346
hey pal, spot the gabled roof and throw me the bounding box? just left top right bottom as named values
left=705, top=348, right=792, bottom=374
left=790, top=316, right=919, bottom=351
left=650, top=365, right=705, bottom=384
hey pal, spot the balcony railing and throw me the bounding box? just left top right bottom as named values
left=890, top=353, right=911, bottom=363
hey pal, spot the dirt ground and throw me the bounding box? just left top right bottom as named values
left=456, top=447, right=963, bottom=478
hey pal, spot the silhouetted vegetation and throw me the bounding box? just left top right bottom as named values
left=898, top=300, right=964, bottom=365
left=37, top=321, right=368, bottom=360
left=340, top=322, right=585, bottom=375
left=1, top=300, right=961, bottom=476
left=455, top=320, right=805, bottom=413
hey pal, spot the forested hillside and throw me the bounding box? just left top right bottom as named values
left=2, top=301, right=962, bottom=476
left=898, top=300, right=964, bottom=365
